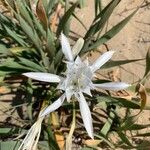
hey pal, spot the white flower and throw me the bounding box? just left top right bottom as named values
left=18, top=117, right=44, bottom=150
left=23, top=33, right=130, bottom=139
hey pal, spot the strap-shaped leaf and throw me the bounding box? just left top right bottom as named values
left=73, top=13, right=87, bottom=31
left=95, top=134, right=114, bottom=148
left=15, top=0, right=34, bottom=28
left=0, top=141, right=21, bottom=150
left=18, top=57, right=47, bottom=72
left=94, top=0, right=102, bottom=18
left=16, top=14, right=42, bottom=50
left=88, top=10, right=137, bottom=50
left=101, top=58, right=143, bottom=69
left=97, top=96, right=141, bottom=109
left=119, top=114, right=139, bottom=131
left=30, top=10, right=47, bottom=38
left=0, top=44, right=12, bottom=55
left=100, top=111, right=115, bottom=136
left=47, top=0, right=57, bottom=15
left=84, top=0, right=121, bottom=39
left=3, top=25, right=27, bottom=46
left=123, top=123, right=150, bottom=131
left=0, top=13, right=15, bottom=28
left=46, top=28, right=56, bottom=58
left=117, top=131, right=133, bottom=147
left=56, top=2, right=78, bottom=36
left=0, top=58, right=41, bottom=72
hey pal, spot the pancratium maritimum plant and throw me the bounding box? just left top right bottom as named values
left=23, top=33, right=130, bottom=139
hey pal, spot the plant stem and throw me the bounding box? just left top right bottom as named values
left=66, top=101, right=76, bottom=150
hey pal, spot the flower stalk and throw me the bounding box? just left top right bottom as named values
left=66, top=100, right=76, bottom=150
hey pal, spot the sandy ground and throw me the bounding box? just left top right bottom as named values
left=0, top=0, right=150, bottom=149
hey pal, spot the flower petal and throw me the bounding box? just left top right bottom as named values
left=74, top=56, right=82, bottom=66
left=23, top=72, right=61, bottom=83
left=40, top=94, right=65, bottom=117
left=65, top=89, right=73, bottom=102
left=76, top=92, right=94, bottom=139
left=82, top=87, right=92, bottom=96
left=90, top=51, right=115, bottom=72
left=72, top=38, right=84, bottom=58
left=93, top=82, right=130, bottom=91
left=61, top=33, right=74, bottom=61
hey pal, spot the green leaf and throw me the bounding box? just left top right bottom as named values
left=24, top=0, right=31, bottom=7
left=84, top=0, right=121, bottom=39
left=125, top=124, right=150, bottom=131
left=48, top=60, right=55, bottom=73
left=8, top=47, right=36, bottom=55
left=119, top=114, right=139, bottom=131
left=46, top=29, right=56, bottom=58
left=16, top=14, right=42, bottom=50
left=0, top=141, right=21, bottom=150
left=133, top=133, right=150, bottom=137
left=47, top=0, right=57, bottom=15
left=79, top=0, right=86, bottom=8
left=44, top=125, right=60, bottom=150
left=0, top=58, right=40, bottom=73
left=117, top=132, right=133, bottom=147
left=57, top=2, right=78, bottom=36
left=15, top=0, right=34, bottom=28
left=0, top=44, right=11, bottom=55
left=88, top=10, right=137, bottom=50
left=97, top=96, right=141, bottom=109
left=101, top=58, right=144, bottom=69
left=95, top=134, right=114, bottom=148
left=26, top=79, right=33, bottom=120
left=38, top=141, right=50, bottom=150
left=54, top=50, right=63, bottom=69
left=100, top=111, right=115, bottom=136
left=3, top=25, right=27, bottom=46
left=73, top=13, right=87, bottom=31
left=18, top=57, right=47, bottom=72
left=29, top=9, right=47, bottom=38
left=94, top=0, right=102, bottom=17
left=0, top=13, right=15, bottom=28
left=0, top=128, right=14, bottom=134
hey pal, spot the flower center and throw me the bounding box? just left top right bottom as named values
left=66, top=62, right=92, bottom=92
left=57, top=57, right=93, bottom=94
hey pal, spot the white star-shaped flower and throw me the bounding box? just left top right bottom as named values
left=23, top=33, right=130, bottom=139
